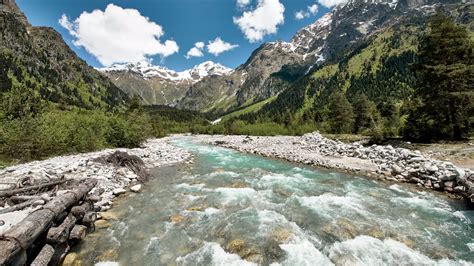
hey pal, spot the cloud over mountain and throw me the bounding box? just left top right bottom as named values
left=207, top=38, right=239, bottom=56
left=233, top=0, right=285, bottom=43
left=59, top=4, right=179, bottom=66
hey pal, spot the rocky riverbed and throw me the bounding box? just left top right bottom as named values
left=0, top=136, right=192, bottom=234
left=195, top=132, right=474, bottom=205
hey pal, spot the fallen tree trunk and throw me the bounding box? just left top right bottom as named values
left=69, top=225, right=87, bottom=243
left=0, top=179, right=97, bottom=265
left=30, top=244, right=55, bottom=266
left=0, top=180, right=67, bottom=198
left=0, top=199, right=36, bottom=215
left=46, top=214, right=77, bottom=244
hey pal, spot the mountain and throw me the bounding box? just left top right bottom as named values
left=233, top=0, right=472, bottom=129
left=0, top=0, right=128, bottom=109
left=176, top=0, right=464, bottom=116
left=99, top=61, right=233, bottom=105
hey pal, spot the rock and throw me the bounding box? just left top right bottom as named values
left=170, top=214, right=185, bottom=224
left=99, top=211, right=119, bottom=221
left=331, top=254, right=359, bottom=266
left=272, top=229, right=292, bottom=243
left=62, top=252, right=81, bottom=266
left=425, top=165, right=439, bottom=173
left=130, top=184, right=142, bottom=192
left=391, top=165, right=403, bottom=175
left=94, top=220, right=111, bottom=229
left=97, top=248, right=119, bottom=262
left=367, top=228, right=385, bottom=239
left=226, top=239, right=245, bottom=254
left=112, top=188, right=126, bottom=196
left=444, top=181, right=455, bottom=188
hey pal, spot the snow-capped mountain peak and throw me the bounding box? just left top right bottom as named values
left=99, top=61, right=233, bottom=83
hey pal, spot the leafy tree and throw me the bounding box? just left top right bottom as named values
left=404, top=13, right=474, bottom=141
left=352, top=93, right=381, bottom=134
left=328, top=91, right=355, bottom=134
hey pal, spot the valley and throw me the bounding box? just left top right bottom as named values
left=0, top=0, right=472, bottom=265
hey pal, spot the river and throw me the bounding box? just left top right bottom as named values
left=73, top=137, right=473, bottom=265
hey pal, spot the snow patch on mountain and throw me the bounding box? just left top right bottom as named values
left=99, top=61, right=233, bottom=83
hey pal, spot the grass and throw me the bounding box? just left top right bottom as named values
left=219, top=95, right=278, bottom=122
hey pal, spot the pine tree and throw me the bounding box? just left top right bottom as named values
left=405, top=13, right=474, bottom=141
left=352, top=93, right=381, bottom=134
left=328, top=91, right=355, bottom=134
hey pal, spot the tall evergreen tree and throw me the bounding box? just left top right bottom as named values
left=405, top=13, right=474, bottom=141
left=328, top=91, right=355, bottom=134
left=353, top=93, right=381, bottom=134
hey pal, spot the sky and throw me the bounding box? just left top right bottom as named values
left=17, top=0, right=339, bottom=71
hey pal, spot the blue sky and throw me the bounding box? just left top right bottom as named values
left=17, top=0, right=332, bottom=71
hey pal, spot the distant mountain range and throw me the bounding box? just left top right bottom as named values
left=101, top=0, right=470, bottom=118
left=99, top=61, right=233, bottom=105
left=1, top=0, right=470, bottom=118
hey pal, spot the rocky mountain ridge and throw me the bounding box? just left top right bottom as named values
left=176, top=0, right=461, bottom=116
left=0, top=0, right=128, bottom=109
left=99, top=61, right=233, bottom=105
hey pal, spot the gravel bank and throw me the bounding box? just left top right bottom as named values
left=195, top=132, right=474, bottom=205
left=0, top=136, right=192, bottom=233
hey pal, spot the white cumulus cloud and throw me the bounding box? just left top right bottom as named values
left=237, top=0, right=251, bottom=7
left=59, top=4, right=179, bottom=66
left=318, top=0, right=348, bottom=8
left=207, top=38, right=239, bottom=56
left=308, top=4, right=319, bottom=14
left=233, top=0, right=285, bottom=43
left=186, top=42, right=205, bottom=59
left=295, top=3, right=319, bottom=20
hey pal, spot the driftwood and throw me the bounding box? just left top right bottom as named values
left=71, top=202, right=91, bottom=219
left=49, top=243, right=70, bottom=266
left=96, top=151, right=150, bottom=182
left=0, top=180, right=66, bottom=198
left=30, top=244, right=55, bottom=266
left=69, top=225, right=87, bottom=242
left=0, top=179, right=97, bottom=265
left=82, top=211, right=97, bottom=231
left=0, top=199, right=36, bottom=215
left=46, top=214, right=77, bottom=244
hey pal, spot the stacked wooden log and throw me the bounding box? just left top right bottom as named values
left=0, top=179, right=98, bottom=265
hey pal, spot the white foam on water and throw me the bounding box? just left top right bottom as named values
left=95, top=262, right=119, bottom=266
left=259, top=173, right=310, bottom=188
left=452, top=211, right=471, bottom=224
left=388, top=184, right=410, bottom=194
left=176, top=242, right=256, bottom=266
left=214, top=187, right=258, bottom=206
left=328, top=235, right=470, bottom=266
left=278, top=238, right=333, bottom=266
left=144, top=236, right=160, bottom=254
left=391, top=196, right=453, bottom=215
left=296, top=192, right=367, bottom=218
left=204, top=207, right=221, bottom=216
left=208, top=171, right=240, bottom=178
left=176, top=183, right=209, bottom=192
left=467, top=243, right=474, bottom=252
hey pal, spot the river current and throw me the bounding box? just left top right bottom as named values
left=74, top=137, right=473, bottom=265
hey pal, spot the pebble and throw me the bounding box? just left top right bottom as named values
left=130, top=184, right=142, bottom=192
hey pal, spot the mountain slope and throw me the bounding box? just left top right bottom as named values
left=0, top=0, right=128, bottom=109
left=176, top=0, right=463, bottom=117
left=99, top=61, right=232, bottom=105
left=235, top=2, right=472, bottom=130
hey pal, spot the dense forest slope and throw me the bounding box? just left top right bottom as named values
left=0, top=0, right=128, bottom=109
left=177, top=0, right=466, bottom=117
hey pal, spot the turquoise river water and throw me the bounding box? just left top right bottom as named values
left=74, top=137, right=473, bottom=265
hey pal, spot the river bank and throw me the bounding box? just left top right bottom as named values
left=195, top=132, right=474, bottom=205
left=0, top=136, right=192, bottom=234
